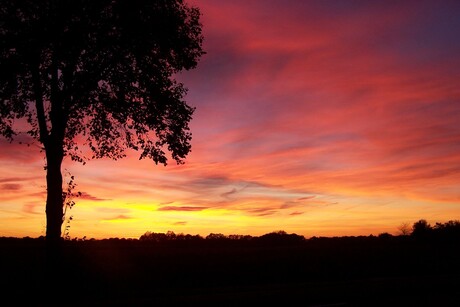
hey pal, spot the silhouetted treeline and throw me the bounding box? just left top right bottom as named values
left=135, top=219, right=460, bottom=246
left=138, top=230, right=305, bottom=246
left=1, top=219, right=459, bottom=247
left=1, top=220, right=459, bottom=306
left=411, top=219, right=460, bottom=240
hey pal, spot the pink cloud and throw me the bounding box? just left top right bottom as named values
left=178, top=0, right=460, bottom=208
left=1, top=184, right=22, bottom=191
left=79, top=192, right=110, bottom=202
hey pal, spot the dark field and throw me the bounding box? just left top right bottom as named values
left=1, top=234, right=459, bottom=306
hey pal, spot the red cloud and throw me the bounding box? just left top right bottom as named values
left=1, top=184, right=22, bottom=191
left=79, top=192, right=110, bottom=201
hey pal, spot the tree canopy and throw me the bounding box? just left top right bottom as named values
left=1, top=0, right=203, bottom=164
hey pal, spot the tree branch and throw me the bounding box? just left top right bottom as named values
left=31, top=64, right=49, bottom=147
left=50, top=55, right=66, bottom=142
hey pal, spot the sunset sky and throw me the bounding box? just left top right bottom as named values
left=1, top=0, right=459, bottom=239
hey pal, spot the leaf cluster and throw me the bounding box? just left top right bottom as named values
left=0, top=0, right=204, bottom=165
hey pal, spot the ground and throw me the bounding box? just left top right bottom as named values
left=1, top=235, right=459, bottom=306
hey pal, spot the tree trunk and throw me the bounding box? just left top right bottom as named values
left=45, top=143, right=65, bottom=242
left=32, top=58, right=66, bottom=290
left=44, top=141, right=65, bottom=287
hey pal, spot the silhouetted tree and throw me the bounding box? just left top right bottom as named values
left=0, top=0, right=204, bottom=243
left=433, top=220, right=460, bottom=240
left=206, top=233, right=227, bottom=241
left=378, top=232, right=393, bottom=239
left=258, top=230, right=305, bottom=245
left=228, top=234, right=253, bottom=241
left=411, top=219, right=432, bottom=239
left=397, top=222, right=412, bottom=236
left=139, top=231, right=168, bottom=242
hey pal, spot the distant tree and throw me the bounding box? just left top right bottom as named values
left=139, top=231, right=167, bottom=243
left=206, top=233, right=227, bottom=241
left=0, top=0, right=204, bottom=243
left=165, top=230, right=177, bottom=240
left=397, top=222, right=412, bottom=236
left=411, top=219, right=432, bottom=238
left=433, top=220, right=460, bottom=239
left=378, top=232, right=393, bottom=239
left=228, top=234, right=253, bottom=241
left=175, top=233, right=204, bottom=242
left=258, top=230, right=305, bottom=245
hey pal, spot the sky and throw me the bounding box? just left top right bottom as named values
left=1, top=0, right=460, bottom=239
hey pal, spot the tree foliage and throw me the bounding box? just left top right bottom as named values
left=411, top=219, right=431, bottom=238
left=0, top=0, right=203, bottom=164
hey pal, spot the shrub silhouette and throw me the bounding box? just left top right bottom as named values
left=411, top=219, right=432, bottom=238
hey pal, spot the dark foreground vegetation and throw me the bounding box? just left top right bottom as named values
left=1, top=220, right=460, bottom=306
